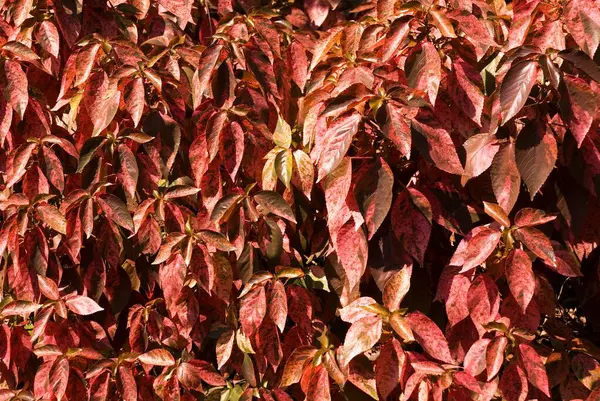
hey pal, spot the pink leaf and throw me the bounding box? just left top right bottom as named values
left=65, top=295, right=103, bottom=315
left=342, top=315, right=382, bottom=365
left=462, top=133, right=500, bottom=185
left=334, top=220, right=368, bottom=292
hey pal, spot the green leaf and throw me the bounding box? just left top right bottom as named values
left=197, top=230, right=236, bottom=252
left=275, top=148, right=293, bottom=189
left=254, top=191, right=296, bottom=223
left=273, top=115, right=292, bottom=148
left=77, top=136, right=107, bottom=173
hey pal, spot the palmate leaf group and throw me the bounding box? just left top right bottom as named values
left=1, top=0, right=600, bottom=400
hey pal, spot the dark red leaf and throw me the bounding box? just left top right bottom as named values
left=500, top=60, right=539, bottom=124
left=515, top=120, right=558, bottom=200
left=519, top=344, right=551, bottom=396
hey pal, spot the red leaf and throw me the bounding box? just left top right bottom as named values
left=323, top=156, right=352, bottom=219
left=384, top=102, right=412, bottom=157
left=3, top=60, right=28, bottom=118
left=519, top=344, right=551, bottom=396
left=178, top=360, right=226, bottom=388
left=407, top=42, right=441, bottom=105
left=117, top=144, right=139, bottom=199
left=269, top=280, right=288, bottom=333
left=254, top=191, right=296, bottom=223
left=363, top=158, right=394, bottom=240
left=222, top=121, right=244, bottom=181
left=448, top=58, right=485, bottom=125
left=505, top=249, right=536, bottom=313
left=376, top=338, right=406, bottom=400
left=125, top=77, right=145, bottom=128
left=6, top=142, right=36, bottom=189
left=412, top=110, right=464, bottom=175
left=190, top=128, right=209, bottom=187
left=391, top=188, right=432, bottom=265
left=500, top=362, right=529, bottom=401
left=515, top=119, right=558, bottom=200
left=239, top=285, right=267, bottom=336
left=37, top=21, right=60, bottom=57
left=288, top=41, right=308, bottom=91
left=491, top=142, right=521, bottom=213
left=484, top=201, right=512, bottom=227
left=563, top=0, right=600, bottom=58
left=306, top=365, right=331, bottom=401
left=83, top=71, right=121, bottom=136
left=292, top=149, right=314, bottom=200
left=449, top=226, right=502, bottom=272
left=117, top=366, right=137, bottom=400
left=1, top=300, right=42, bottom=317
left=551, top=248, right=583, bottom=277
left=339, top=297, right=379, bottom=323
left=197, top=230, right=235, bottom=252
left=42, top=147, right=65, bottom=193
left=512, top=226, right=557, bottom=266
left=49, top=357, right=69, bottom=401
left=486, top=336, right=508, bottom=380
left=216, top=329, right=234, bottom=369
left=196, top=44, right=223, bottom=99
left=97, top=195, right=134, bottom=233
left=75, top=43, right=100, bottom=86
left=206, top=111, right=227, bottom=163
left=37, top=275, right=60, bottom=300
left=464, top=338, right=491, bottom=377
left=406, top=311, right=455, bottom=364
left=280, top=346, right=318, bottom=387
left=462, top=133, right=500, bottom=185
left=315, top=111, right=361, bottom=182
left=467, top=273, right=500, bottom=325
left=138, top=349, right=176, bottom=366
left=36, top=204, right=67, bottom=235
left=560, top=75, right=597, bottom=147
left=334, top=219, right=368, bottom=292
left=514, top=208, right=557, bottom=227
left=500, top=60, right=539, bottom=124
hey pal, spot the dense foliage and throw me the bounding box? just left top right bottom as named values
left=1, top=0, right=600, bottom=399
